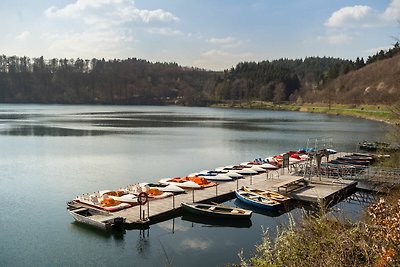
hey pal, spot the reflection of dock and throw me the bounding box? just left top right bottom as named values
left=109, top=173, right=357, bottom=227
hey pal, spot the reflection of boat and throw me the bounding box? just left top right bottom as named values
left=235, top=189, right=282, bottom=211
left=181, top=202, right=252, bottom=219
left=233, top=199, right=286, bottom=217
left=241, top=186, right=290, bottom=205
left=181, top=213, right=252, bottom=228
left=69, top=207, right=125, bottom=230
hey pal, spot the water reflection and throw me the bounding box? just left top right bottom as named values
left=136, top=229, right=151, bottom=259
left=70, top=221, right=125, bottom=241
left=233, top=199, right=290, bottom=217
left=181, top=213, right=252, bottom=228
left=0, top=125, right=120, bottom=136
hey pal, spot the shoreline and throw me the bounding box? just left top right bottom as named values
left=210, top=101, right=399, bottom=125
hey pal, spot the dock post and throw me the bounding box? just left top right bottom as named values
left=172, top=194, right=175, bottom=209
left=147, top=200, right=150, bottom=220
left=192, top=189, right=194, bottom=203
left=236, top=178, right=239, bottom=189
left=250, top=175, right=252, bottom=185
left=215, top=183, right=218, bottom=196
left=139, top=204, right=142, bottom=220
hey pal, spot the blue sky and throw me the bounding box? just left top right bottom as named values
left=1, top=0, right=399, bottom=70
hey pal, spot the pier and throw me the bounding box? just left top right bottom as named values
left=112, top=171, right=357, bottom=226
left=69, top=149, right=370, bottom=228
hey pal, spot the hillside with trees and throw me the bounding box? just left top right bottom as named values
left=0, top=56, right=219, bottom=105
left=307, top=53, right=400, bottom=105
left=0, top=43, right=399, bottom=106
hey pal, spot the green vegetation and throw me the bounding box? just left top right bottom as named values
left=212, top=102, right=400, bottom=124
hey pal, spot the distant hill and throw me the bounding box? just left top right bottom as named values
left=0, top=49, right=399, bottom=106
left=306, top=54, right=400, bottom=105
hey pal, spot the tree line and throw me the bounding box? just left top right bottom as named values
left=0, top=42, right=399, bottom=105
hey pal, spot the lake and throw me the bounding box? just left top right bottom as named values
left=0, top=104, right=388, bottom=266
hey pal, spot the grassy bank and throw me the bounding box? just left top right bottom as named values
left=211, top=101, right=399, bottom=124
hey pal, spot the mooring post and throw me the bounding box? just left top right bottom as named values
left=215, top=183, right=218, bottom=196
left=147, top=200, right=150, bottom=219
left=139, top=204, right=142, bottom=220
left=192, top=189, right=194, bottom=203
left=236, top=178, right=239, bottom=189
left=250, top=175, right=253, bottom=185
left=172, top=194, right=175, bottom=209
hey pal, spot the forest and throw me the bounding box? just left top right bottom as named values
left=0, top=42, right=399, bottom=106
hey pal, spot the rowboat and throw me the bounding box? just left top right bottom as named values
left=181, top=202, right=252, bottom=219
left=241, top=186, right=290, bottom=205
left=69, top=206, right=125, bottom=230
left=235, top=189, right=282, bottom=211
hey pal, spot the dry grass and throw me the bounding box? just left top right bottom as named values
left=237, top=189, right=400, bottom=267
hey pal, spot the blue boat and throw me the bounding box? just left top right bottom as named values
left=235, top=189, right=282, bottom=211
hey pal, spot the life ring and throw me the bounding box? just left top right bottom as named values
left=137, top=192, right=148, bottom=205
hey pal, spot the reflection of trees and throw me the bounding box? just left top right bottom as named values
left=2, top=125, right=110, bottom=136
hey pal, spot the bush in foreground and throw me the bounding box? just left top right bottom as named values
left=237, top=191, right=400, bottom=267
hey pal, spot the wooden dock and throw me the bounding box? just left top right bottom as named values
left=111, top=172, right=357, bottom=226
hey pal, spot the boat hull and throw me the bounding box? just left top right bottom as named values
left=235, top=190, right=282, bottom=211
left=69, top=207, right=125, bottom=230
left=181, top=202, right=252, bottom=219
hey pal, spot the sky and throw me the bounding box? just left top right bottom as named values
left=1, top=0, right=400, bottom=70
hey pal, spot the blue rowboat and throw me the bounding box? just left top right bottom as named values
left=235, top=189, right=282, bottom=211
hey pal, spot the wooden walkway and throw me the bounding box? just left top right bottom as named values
left=112, top=172, right=357, bottom=226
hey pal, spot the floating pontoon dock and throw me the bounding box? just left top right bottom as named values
left=70, top=171, right=357, bottom=227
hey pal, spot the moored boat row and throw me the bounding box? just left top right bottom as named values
left=68, top=148, right=320, bottom=230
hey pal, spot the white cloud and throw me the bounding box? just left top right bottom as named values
left=182, top=239, right=211, bottom=250
left=42, top=0, right=181, bottom=59
left=147, top=27, right=183, bottom=36
left=317, top=33, right=352, bottom=44
left=45, top=0, right=179, bottom=24
left=42, top=30, right=135, bottom=59
left=207, top=36, right=242, bottom=48
left=325, top=5, right=374, bottom=27
left=383, top=0, right=400, bottom=21
left=193, top=49, right=254, bottom=70
left=16, top=31, right=31, bottom=41
left=322, top=1, right=400, bottom=46
left=325, top=0, right=400, bottom=28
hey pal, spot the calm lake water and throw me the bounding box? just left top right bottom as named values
left=0, top=104, right=388, bottom=266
